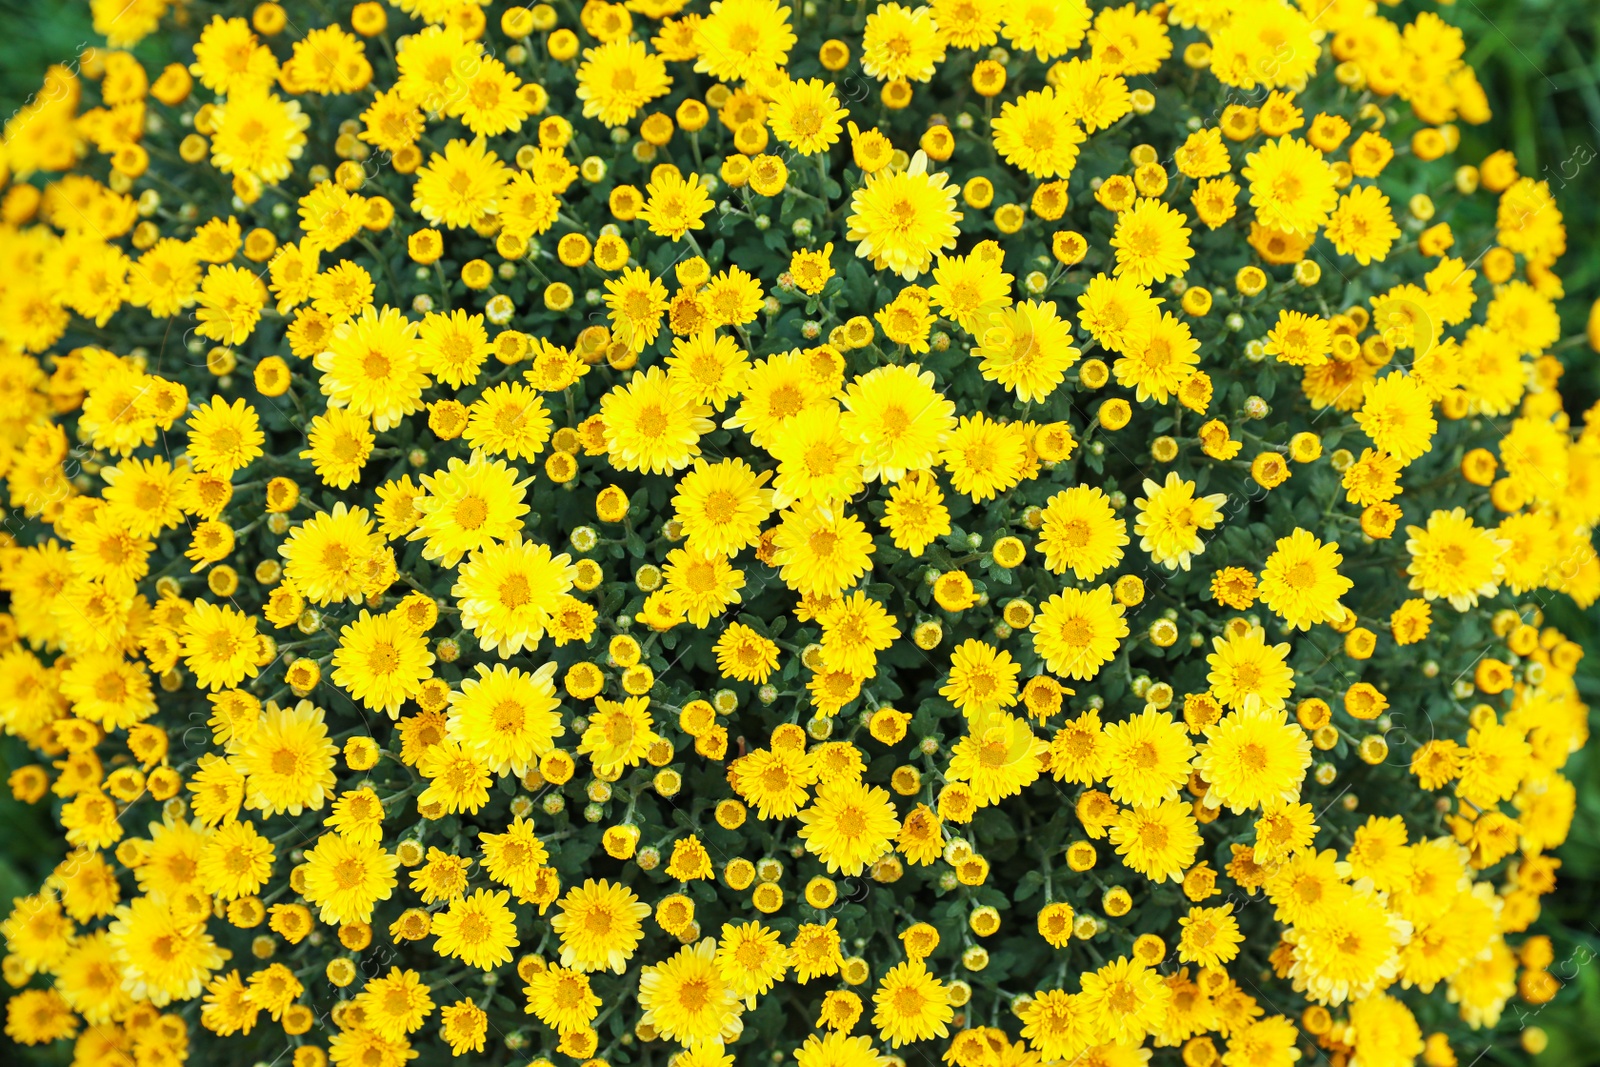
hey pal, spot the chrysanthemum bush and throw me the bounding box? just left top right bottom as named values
left=0, top=0, right=1595, bottom=1064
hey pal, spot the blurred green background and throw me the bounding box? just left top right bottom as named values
left=0, top=0, right=1596, bottom=1062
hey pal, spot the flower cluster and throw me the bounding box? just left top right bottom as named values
left=0, top=1, right=1595, bottom=1067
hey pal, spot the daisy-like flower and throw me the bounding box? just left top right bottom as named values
left=410, top=454, right=532, bottom=570
left=932, top=0, right=1004, bottom=50
left=1133, top=472, right=1229, bottom=571
left=231, top=699, right=338, bottom=816
left=1214, top=4, right=1321, bottom=88
left=1114, top=311, right=1200, bottom=404
left=0, top=893, right=72, bottom=980
left=209, top=87, right=308, bottom=184
left=601, top=366, right=714, bottom=475
left=846, top=152, right=962, bottom=280
left=1091, top=3, right=1171, bottom=74
left=444, top=56, right=531, bottom=138
left=731, top=745, right=816, bottom=820
left=662, top=546, right=746, bottom=627
left=394, top=25, right=479, bottom=110
left=928, top=247, right=1013, bottom=335
left=300, top=833, right=399, bottom=926
left=839, top=364, right=957, bottom=481
left=500, top=172, right=560, bottom=239
left=433, top=889, right=519, bottom=971
left=189, top=15, right=279, bottom=94
left=195, top=267, right=267, bottom=350
left=298, top=181, right=364, bottom=251
left=578, top=695, right=661, bottom=774
left=604, top=266, right=669, bottom=352
left=723, top=349, right=829, bottom=448
left=768, top=403, right=866, bottom=510
left=940, top=413, right=1029, bottom=503
left=882, top=469, right=952, bottom=556
left=416, top=742, right=489, bottom=819
left=1102, top=706, right=1196, bottom=807
left=638, top=169, right=713, bottom=240
left=789, top=242, right=836, bottom=295
left=671, top=458, right=773, bottom=559
left=1030, top=585, right=1128, bottom=681
left=769, top=78, right=848, bottom=154
left=714, top=624, right=781, bottom=683
left=819, top=591, right=901, bottom=678
left=453, top=536, right=575, bottom=656
left=54, top=931, right=131, bottom=1026
left=60, top=791, right=122, bottom=852
left=354, top=968, right=434, bottom=1041
left=1205, top=625, right=1295, bottom=714
left=797, top=779, right=900, bottom=876
left=66, top=510, right=151, bottom=592
left=1076, top=271, right=1161, bottom=355
left=946, top=711, right=1046, bottom=807
left=553, top=880, right=652, bottom=974
left=1326, top=183, right=1401, bottom=265
left=992, top=87, right=1085, bottom=179
left=438, top=1001, right=490, bottom=1055
left=667, top=333, right=750, bottom=415
left=196, top=821, right=274, bottom=901
left=1405, top=507, right=1508, bottom=611
left=329, top=607, right=432, bottom=716
left=325, top=788, right=384, bottom=846
left=478, top=817, right=550, bottom=901
left=1077, top=956, right=1171, bottom=1046
left=181, top=600, right=263, bottom=692
left=1110, top=799, right=1202, bottom=882
left=639, top=938, right=743, bottom=1047
left=1284, top=885, right=1408, bottom=1006
left=1047, top=709, right=1108, bottom=785
left=897, top=805, right=946, bottom=867
left=409, top=849, right=471, bottom=908
left=1111, top=198, right=1194, bottom=284
left=1002, top=0, right=1090, bottom=60
left=939, top=639, right=1021, bottom=718
left=1241, top=135, right=1338, bottom=236
left=411, top=137, right=511, bottom=229
left=716, top=921, right=789, bottom=1007
left=107, top=895, right=228, bottom=1008
left=299, top=406, right=374, bottom=490
left=694, top=0, right=796, bottom=83
left=1197, top=702, right=1311, bottom=814
left=463, top=382, right=553, bottom=461
left=704, top=265, right=765, bottom=327
left=862, top=3, right=946, bottom=81
left=313, top=305, right=430, bottom=432
left=1038, top=485, right=1128, bottom=581
left=128, top=239, right=202, bottom=317
left=1353, top=372, right=1438, bottom=466
left=1257, top=528, right=1354, bottom=630
left=59, top=653, right=155, bottom=731
left=976, top=299, right=1079, bottom=402
left=358, top=86, right=424, bottom=153
left=1254, top=800, right=1321, bottom=867
left=309, top=261, right=373, bottom=323
left=871, top=960, right=953, bottom=1047
left=1177, top=904, right=1244, bottom=968
left=418, top=308, right=493, bottom=389
left=1264, top=308, right=1332, bottom=366
left=1017, top=987, right=1086, bottom=1058
left=771, top=504, right=876, bottom=598
left=524, top=964, right=600, bottom=1035
left=100, top=456, right=188, bottom=537
left=1055, top=54, right=1133, bottom=131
